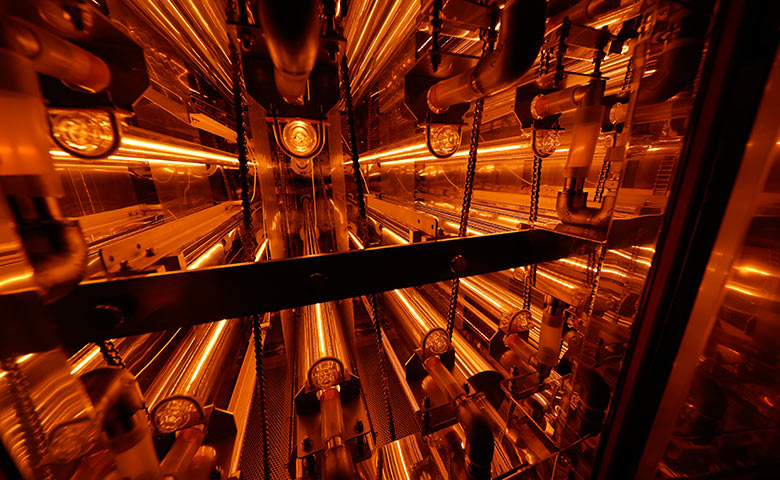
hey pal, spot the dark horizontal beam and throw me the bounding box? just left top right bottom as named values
left=0, top=215, right=661, bottom=356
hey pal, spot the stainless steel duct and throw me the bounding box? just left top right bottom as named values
left=427, top=0, right=547, bottom=113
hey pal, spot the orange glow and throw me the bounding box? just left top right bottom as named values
left=348, top=230, right=364, bottom=249
left=734, top=265, right=774, bottom=277
left=187, top=319, right=228, bottom=390
left=254, top=239, right=269, bottom=262
left=188, top=243, right=223, bottom=270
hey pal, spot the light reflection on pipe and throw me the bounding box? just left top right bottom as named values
left=254, top=238, right=269, bottom=262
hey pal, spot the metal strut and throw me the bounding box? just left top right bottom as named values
left=445, top=24, right=495, bottom=340
left=340, top=55, right=397, bottom=443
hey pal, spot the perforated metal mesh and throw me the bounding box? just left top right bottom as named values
left=238, top=354, right=292, bottom=480
left=353, top=330, right=418, bottom=447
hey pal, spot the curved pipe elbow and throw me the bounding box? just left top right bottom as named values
left=455, top=397, right=495, bottom=479
left=637, top=6, right=708, bottom=104
left=427, top=0, right=546, bottom=112
left=255, top=0, right=321, bottom=105
left=555, top=191, right=616, bottom=229
left=19, top=217, right=87, bottom=302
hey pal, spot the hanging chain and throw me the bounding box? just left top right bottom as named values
left=445, top=23, right=495, bottom=339
left=230, top=39, right=256, bottom=257
left=586, top=245, right=607, bottom=317
left=1, top=358, right=54, bottom=479
left=341, top=55, right=397, bottom=443
left=594, top=158, right=611, bottom=203
left=431, top=0, right=443, bottom=72
left=529, top=155, right=542, bottom=227
left=228, top=9, right=271, bottom=476
left=99, top=340, right=126, bottom=368
left=252, top=316, right=271, bottom=480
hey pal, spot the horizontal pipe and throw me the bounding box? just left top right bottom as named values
left=1, top=15, right=110, bottom=92
left=427, top=0, right=547, bottom=113
left=144, top=319, right=245, bottom=433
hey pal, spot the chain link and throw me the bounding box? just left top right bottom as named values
left=445, top=25, right=494, bottom=340
left=229, top=39, right=256, bottom=259
left=1, top=358, right=54, bottom=479
left=586, top=245, right=607, bottom=317
left=594, top=157, right=611, bottom=203
left=99, top=340, right=126, bottom=368
left=341, top=55, right=397, bottom=442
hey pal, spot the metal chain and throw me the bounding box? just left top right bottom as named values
left=99, top=340, right=126, bottom=368
left=431, top=0, right=443, bottom=72
left=445, top=29, right=493, bottom=340
left=228, top=14, right=270, bottom=477
left=586, top=245, right=607, bottom=317
left=522, top=264, right=536, bottom=310
left=594, top=158, right=611, bottom=203
left=230, top=39, right=256, bottom=258
left=341, top=55, right=397, bottom=442
left=252, top=316, right=271, bottom=480
left=1, top=358, right=54, bottom=479
left=529, top=155, right=542, bottom=226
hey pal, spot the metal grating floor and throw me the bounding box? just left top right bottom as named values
left=238, top=324, right=418, bottom=479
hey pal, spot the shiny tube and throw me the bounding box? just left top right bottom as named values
left=145, top=319, right=245, bottom=433
left=80, top=368, right=162, bottom=480
left=424, top=356, right=494, bottom=480
left=0, top=15, right=110, bottom=92
left=298, top=199, right=352, bottom=391
left=382, top=288, right=450, bottom=358
left=69, top=331, right=180, bottom=382
left=320, top=387, right=356, bottom=480
left=427, top=0, right=547, bottom=113
left=637, top=2, right=709, bottom=104
left=159, top=426, right=206, bottom=479
left=460, top=276, right=528, bottom=332
left=255, top=0, right=321, bottom=104
left=536, top=296, right=566, bottom=381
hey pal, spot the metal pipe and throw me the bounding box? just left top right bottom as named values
left=424, top=356, right=494, bottom=480
left=0, top=15, right=110, bottom=92
left=298, top=199, right=352, bottom=391
left=536, top=295, right=566, bottom=381
left=382, top=288, right=450, bottom=359
left=0, top=48, right=87, bottom=302
left=320, top=387, right=356, bottom=480
left=144, top=319, right=245, bottom=434
left=80, top=367, right=162, bottom=480
left=427, top=0, right=547, bottom=113
left=546, top=0, right=621, bottom=29
left=636, top=2, right=709, bottom=104
left=255, top=0, right=321, bottom=104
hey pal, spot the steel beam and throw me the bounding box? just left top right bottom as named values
left=0, top=215, right=659, bottom=356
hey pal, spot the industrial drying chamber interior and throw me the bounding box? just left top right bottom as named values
left=0, top=0, right=778, bottom=479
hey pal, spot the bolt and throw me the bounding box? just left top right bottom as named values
left=463, top=382, right=470, bottom=394
left=146, top=247, right=156, bottom=257
left=136, top=243, right=141, bottom=249
left=511, top=366, right=519, bottom=377
left=450, top=255, right=467, bottom=275
left=309, top=272, right=327, bottom=291
left=302, top=437, right=311, bottom=452
left=354, top=420, right=364, bottom=433
left=119, top=260, right=131, bottom=271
